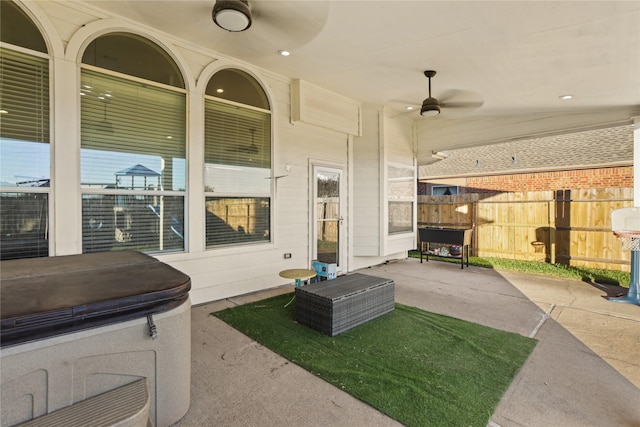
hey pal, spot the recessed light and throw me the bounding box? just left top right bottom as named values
left=216, top=88, right=224, bottom=93
left=405, top=106, right=415, bottom=111
left=278, top=50, right=290, bottom=56
left=559, top=95, right=573, bottom=100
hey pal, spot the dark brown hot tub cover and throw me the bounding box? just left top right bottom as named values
left=1, top=251, right=190, bottom=347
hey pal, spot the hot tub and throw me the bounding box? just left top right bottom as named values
left=0, top=251, right=191, bottom=427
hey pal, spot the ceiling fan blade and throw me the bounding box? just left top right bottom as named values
left=439, top=89, right=484, bottom=110
left=220, top=1, right=329, bottom=55
left=441, top=100, right=484, bottom=109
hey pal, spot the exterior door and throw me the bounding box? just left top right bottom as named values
left=313, top=165, right=345, bottom=272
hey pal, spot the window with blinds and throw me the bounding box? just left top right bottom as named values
left=0, top=45, right=50, bottom=260
left=80, top=55, right=186, bottom=254
left=204, top=83, right=272, bottom=247
left=388, top=164, right=415, bottom=235
left=0, top=48, right=50, bottom=188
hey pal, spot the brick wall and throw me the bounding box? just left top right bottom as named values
left=418, top=166, right=633, bottom=195
left=460, top=166, right=633, bottom=193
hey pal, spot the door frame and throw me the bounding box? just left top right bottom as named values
left=309, top=161, right=347, bottom=274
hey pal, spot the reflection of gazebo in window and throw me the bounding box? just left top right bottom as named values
left=115, top=164, right=161, bottom=190
left=113, top=164, right=161, bottom=243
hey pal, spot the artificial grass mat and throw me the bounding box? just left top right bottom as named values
left=214, top=294, right=537, bottom=427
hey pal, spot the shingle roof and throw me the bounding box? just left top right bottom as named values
left=419, top=125, right=633, bottom=179
left=116, top=164, right=161, bottom=176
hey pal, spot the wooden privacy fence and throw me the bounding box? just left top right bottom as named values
left=417, top=188, right=634, bottom=271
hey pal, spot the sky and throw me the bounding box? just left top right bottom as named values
left=1, top=138, right=186, bottom=190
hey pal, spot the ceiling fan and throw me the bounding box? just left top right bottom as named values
left=419, top=70, right=483, bottom=117
left=210, top=0, right=330, bottom=56
left=212, top=0, right=252, bottom=32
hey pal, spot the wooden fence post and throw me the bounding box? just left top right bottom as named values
left=548, top=200, right=556, bottom=264
left=472, top=199, right=478, bottom=257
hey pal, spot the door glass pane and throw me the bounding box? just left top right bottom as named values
left=316, top=171, right=340, bottom=265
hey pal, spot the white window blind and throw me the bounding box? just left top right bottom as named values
left=81, top=69, right=185, bottom=189
left=0, top=48, right=49, bottom=143
left=0, top=47, right=50, bottom=260
left=204, top=98, right=271, bottom=247
left=80, top=68, right=186, bottom=254
left=204, top=99, right=271, bottom=190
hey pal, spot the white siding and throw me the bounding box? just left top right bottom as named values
left=167, top=75, right=350, bottom=303
left=352, top=107, right=417, bottom=259
left=381, top=110, right=417, bottom=255
left=17, top=1, right=414, bottom=305
left=291, top=80, right=362, bottom=136
left=384, top=111, right=415, bottom=163
left=353, top=106, right=382, bottom=256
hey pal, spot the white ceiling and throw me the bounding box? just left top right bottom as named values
left=81, top=1, right=640, bottom=163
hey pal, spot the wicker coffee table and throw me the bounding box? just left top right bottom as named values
left=294, top=273, right=395, bottom=336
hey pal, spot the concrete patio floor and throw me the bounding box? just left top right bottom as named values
left=172, top=257, right=640, bottom=427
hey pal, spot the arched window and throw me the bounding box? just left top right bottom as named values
left=82, top=33, right=183, bottom=87
left=80, top=33, right=186, bottom=254
left=206, top=68, right=269, bottom=109
left=0, top=1, right=50, bottom=260
left=204, top=69, right=272, bottom=247
left=0, top=0, right=47, bottom=53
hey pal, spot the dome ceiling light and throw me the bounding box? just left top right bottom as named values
left=212, top=0, right=252, bottom=32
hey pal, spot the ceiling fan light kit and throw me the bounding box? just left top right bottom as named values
left=212, top=0, right=252, bottom=32
left=420, top=98, right=440, bottom=116
left=420, top=70, right=440, bottom=117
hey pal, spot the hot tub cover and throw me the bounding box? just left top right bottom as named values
left=1, top=251, right=190, bottom=347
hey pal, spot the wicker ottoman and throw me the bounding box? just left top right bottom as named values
left=295, top=273, right=395, bottom=336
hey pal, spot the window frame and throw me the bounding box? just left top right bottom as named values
left=79, top=59, right=188, bottom=255
left=387, top=162, right=416, bottom=236
left=431, top=185, right=459, bottom=196
left=203, top=75, right=274, bottom=249
left=0, top=43, right=52, bottom=260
